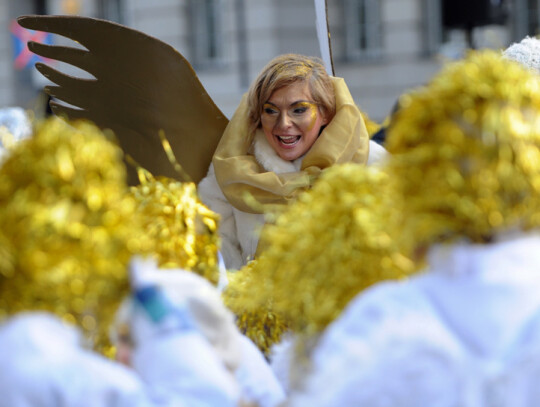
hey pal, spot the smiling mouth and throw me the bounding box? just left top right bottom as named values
left=276, top=135, right=301, bottom=145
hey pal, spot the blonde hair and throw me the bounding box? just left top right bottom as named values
left=247, top=54, right=335, bottom=135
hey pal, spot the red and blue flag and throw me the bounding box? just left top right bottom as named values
left=11, top=19, right=53, bottom=70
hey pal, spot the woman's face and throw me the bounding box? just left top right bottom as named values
left=260, top=81, right=329, bottom=161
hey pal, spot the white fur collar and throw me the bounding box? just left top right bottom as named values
left=252, top=131, right=303, bottom=174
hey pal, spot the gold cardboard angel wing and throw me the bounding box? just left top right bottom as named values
left=17, top=15, right=229, bottom=185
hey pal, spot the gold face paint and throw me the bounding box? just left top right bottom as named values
left=261, top=101, right=319, bottom=130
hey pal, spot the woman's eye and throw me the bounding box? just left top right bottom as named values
left=263, top=107, right=277, bottom=115
left=292, top=107, right=308, bottom=115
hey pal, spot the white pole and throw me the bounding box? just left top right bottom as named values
left=314, top=0, right=334, bottom=75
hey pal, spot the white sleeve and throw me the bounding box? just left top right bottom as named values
left=268, top=334, right=296, bottom=394
left=198, top=164, right=244, bottom=270
left=367, top=140, right=389, bottom=166
left=285, top=285, right=396, bottom=407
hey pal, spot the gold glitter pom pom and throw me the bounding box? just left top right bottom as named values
left=224, top=262, right=288, bottom=355
left=130, top=169, right=221, bottom=285
left=386, top=50, right=540, bottom=248
left=0, top=118, right=143, bottom=354
left=227, top=164, right=416, bottom=341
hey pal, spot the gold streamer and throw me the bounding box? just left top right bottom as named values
left=130, top=171, right=221, bottom=285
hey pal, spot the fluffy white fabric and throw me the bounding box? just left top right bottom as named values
left=0, top=312, right=239, bottom=407
left=366, top=139, right=388, bottom=165
left=503, top=36, right=540, bottom=73
left=269, top=334, right=296, bottom=394
left=198, top=164, right=265, bottom=270
left=235, top=335, right=286, bottom=407
left=129, top=259, right=243, bottom=371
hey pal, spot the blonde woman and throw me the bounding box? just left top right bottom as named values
left=199, top=54, right=386, bottom=269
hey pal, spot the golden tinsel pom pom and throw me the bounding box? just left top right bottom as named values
left=229, top=164, right=416, bottom=340
left=130, top=172, right=221, bottom=285
left=0, top=118, right=143, bottom=354
left=386, top=50, right=540, bottom=246
left=223, top=262, right=288, bottom=355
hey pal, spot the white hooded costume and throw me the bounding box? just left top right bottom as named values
left=111, top=258, right=286, bottom=407
left=288, top=234, right=540, bottom=407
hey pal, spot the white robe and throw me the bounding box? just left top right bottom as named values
left=287, top=233, right=540, bottom=407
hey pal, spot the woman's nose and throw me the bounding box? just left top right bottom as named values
left=276, top=112, right=292, bottom=129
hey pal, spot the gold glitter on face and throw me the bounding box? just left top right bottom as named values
left=262, top=101, right=319, bottom=130
left=260, top=81, right=328, bottom=161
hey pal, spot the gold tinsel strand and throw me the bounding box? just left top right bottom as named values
left=225, top=163, right=416, bottom=345
left=0, top=118, right=144, bottom=355
left=385, top=50, right=540, bottom=248
left=129, top=170, right=221, bottom=285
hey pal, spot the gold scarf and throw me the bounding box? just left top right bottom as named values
left=213, top=77, right=369, bottom=213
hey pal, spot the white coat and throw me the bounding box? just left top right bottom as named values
left=199, top=133, right=387, bottom=270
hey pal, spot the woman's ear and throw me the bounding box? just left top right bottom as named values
left=319, top=108, right=330, bottom=126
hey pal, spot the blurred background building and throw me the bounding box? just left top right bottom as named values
left=0, top=0, right=536, bottom=123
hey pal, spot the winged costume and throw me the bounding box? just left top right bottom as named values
left=17, top=15, right=227, bottom=186
left=18, top=14, right=386, bottom=269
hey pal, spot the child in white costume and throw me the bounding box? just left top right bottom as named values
left=287, top=50, right=540, bottom=406
left=112, top=258, right=286, bottom=407
left=0, top=260, right=241, bottom=407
